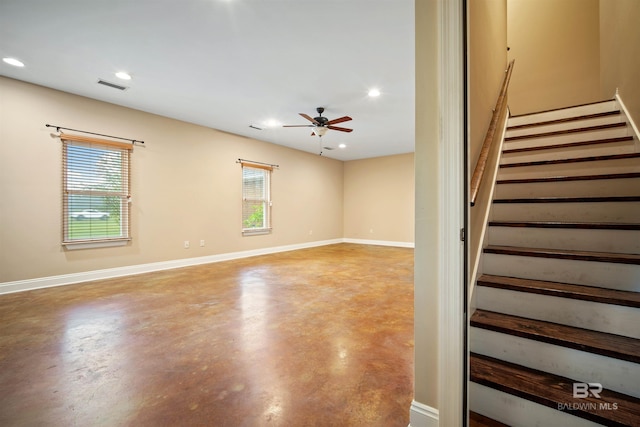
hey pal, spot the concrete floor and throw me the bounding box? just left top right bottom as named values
left=0, top=243, right=414, bottom=426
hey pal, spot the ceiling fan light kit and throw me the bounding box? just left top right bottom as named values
left=312, top=126, right=328, bottom=137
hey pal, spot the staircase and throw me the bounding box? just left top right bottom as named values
left=469, top=100, right=640, bottom=426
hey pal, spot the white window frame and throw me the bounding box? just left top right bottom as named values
left=241, top=162, right=272, bottom=236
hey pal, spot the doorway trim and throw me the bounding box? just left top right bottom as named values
left=437, top=0, right=466, bottom=426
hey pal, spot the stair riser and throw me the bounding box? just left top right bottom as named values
left=476, top=286, right=640, bottom=339
left=503, top=127, right=628, bottom=151
left=488, top=227, right=640, bottom=254
left=491, top=201, right=640, bottom=223
left=501, top=142, right=634, bottom=165
left=471, top=328, right=640, bottom=398
left=483, top=253, right=640, bottom=292
left=469, top=382, right=603, bottom=427
left=508, top=101, right=618, bottom=127
left=505, top=115, right=624, bottom=138
left=494, top=178, right=640, bottom=198
left=497, top=157, right=640, bottom=179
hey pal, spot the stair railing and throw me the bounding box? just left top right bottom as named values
left=470, top=60, right=515, bottom=206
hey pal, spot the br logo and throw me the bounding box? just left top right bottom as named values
left=573, top=382, right=603, bottom=399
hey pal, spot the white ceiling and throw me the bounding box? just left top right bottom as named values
left=0, top=0, right=415, bottom=161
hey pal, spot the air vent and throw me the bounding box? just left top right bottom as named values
left=322, top=146, right=335, bottom=150
left=97, top=79, right=128, bottom=91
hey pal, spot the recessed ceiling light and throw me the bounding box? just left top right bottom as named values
left=3, top=57, right=24, bottom=67
left=262, top=119, right=281, bottom=128
left=368, top=88, right=381, bottom=97
left=115, top=71, right=132, bottom=80
left=339, top=143, right=347, bottom=149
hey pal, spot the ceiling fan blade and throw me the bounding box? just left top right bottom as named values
left=299, top=113, right=320, bottom=125
left=283, top=124, right=313, bottom=128
left=327, top=116, right=352, bottom=125
left=327, top=125, right=353, bottom=133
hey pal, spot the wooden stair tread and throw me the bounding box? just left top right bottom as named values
left=506, top=110, right=621, bottom=131
left=484, top=245, right=640, bottom=265
left=497, top=172, right=640, bottom=184
left=471, top=310, right=640, bottom=363
left=488, top=221, right=640, bottom=230
left=504, top=122, right=626, bottom=142
left=509, top=99, right=615, bottom=119
left=503, top=136, right=632, bottom=154
left=470, top=353, right=640, bottom=427
left=469, top=411, right=510, bottom=427
left=477, top=274, right=640, bottom=308
left=500, top=152, right=640, bottom=168
left=493, top=195, right=640, bottom=203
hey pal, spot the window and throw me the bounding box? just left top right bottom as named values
left=62, top=134, right=131, bottom=247
left=241, top=162, right=272, bottom=235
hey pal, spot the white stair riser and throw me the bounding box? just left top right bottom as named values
left=497, top=157, right=640, bottom=180
left=501, top=142, right=634, bottom=164
left=469, top=382, right=603, bottom=427
left=483, top=253, right=640, bottom=292
left=491, top=201, right=640, bottom=223
left=506, top=115, right=624, bottom=138
left=508, top=101, right=618, bottom=127
left=476, top=286, right=640, bottom=339
left=471, top=328, right=640, bottom=398
left=503, top=127, right=628, bottom=151
left=494, top=178, right=640, bottom=198
left=488, top=226, right=640, bottom=254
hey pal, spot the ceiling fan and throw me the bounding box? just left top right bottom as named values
left=283, top=107, right=353, bottom=137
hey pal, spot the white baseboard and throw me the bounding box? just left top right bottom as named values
left=409, top=400, right=439, bottom=427
left=0, top=239, right=342, bottom=295
left=343, top=238, right=415, bottom=248
left=615, top=90, right=640, bottom=144
left=0, top=238, right=414, bottom=295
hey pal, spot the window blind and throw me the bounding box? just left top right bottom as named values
left=62, top=134, right=131, bottom=245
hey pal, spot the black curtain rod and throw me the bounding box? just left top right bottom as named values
left=46, top=124, right=144, bottom=145
left=237, top=158, right=279, bottom=168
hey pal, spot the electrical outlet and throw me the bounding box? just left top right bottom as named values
left=184, top=240, right=190, bottom=249
left=200, top=240, right=205, bottom=247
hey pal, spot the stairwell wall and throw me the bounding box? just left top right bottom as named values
left=506, top=0, right=601, bottom=115
left=600, top=0, right=640, bottom=127
left=468, top=0, right=508, bottom=289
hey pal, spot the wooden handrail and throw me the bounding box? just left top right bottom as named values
left=470, top=60, right=515, bottom=206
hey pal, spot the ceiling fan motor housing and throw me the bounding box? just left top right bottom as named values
left=314, top=116, right=329, bottom=126
left=314, top=107, right=328, bottom=126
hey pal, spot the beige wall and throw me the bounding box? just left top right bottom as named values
left=507, top=0, right=601, bottom=115
left=343, top=153, right=414, bottom=243
left=0, top=76, right=417, bottom=284
left=0, top=77, right=346, bottom=283
left=414, top=0, right=439, bottom=409
left=468, top=0, right=508, bottom=283
left=600, top=0, right=640, bottom=124
left=469, top=0, right=507, bottom=170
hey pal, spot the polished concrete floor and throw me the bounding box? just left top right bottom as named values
left=0, top=244, right=414, bottom=426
